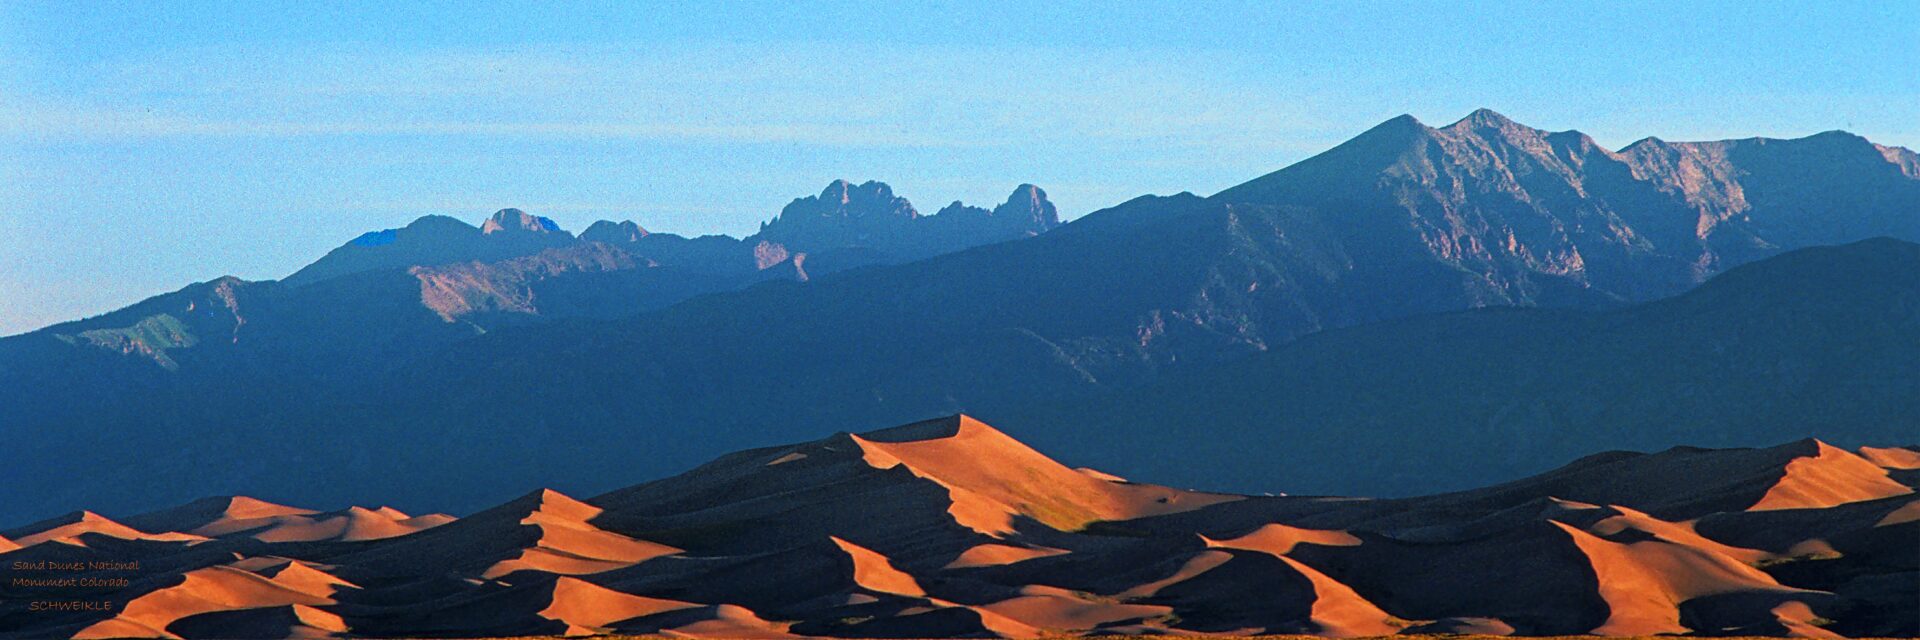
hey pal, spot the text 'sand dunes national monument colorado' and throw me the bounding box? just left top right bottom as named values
left=2, top=5, right=1916, bottom=640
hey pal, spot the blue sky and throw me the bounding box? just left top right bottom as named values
left=2, top=1, right=1916, bottom=335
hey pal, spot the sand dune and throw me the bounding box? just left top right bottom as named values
left=115, top=495, right=453, bottom=544
left=848, top=415, right=1239, bottom=534
left=659, top=603, right=796, bottom=638
left=977, top=585, right=1173, bottom=633
left=830, top=536, right=926, bottom=597
left=73, top=566, right=335, bottom=639
left=1112, top=550, right=1235, bottom=599
left=482, top=490, right=681, bottom=578
left=537, top=576, right=697, bottom=634
left=319, top=487, right=679, bottom=583
left=3, top=416, right=1912, bottom=639
left=1553, top=521, right=1813, bottom=635
left=239, top=559, right=359, bottom=597
left=252, top=506, right=451, bottom=543
left=123, top=496, right=318, bottom=536
left=1203, top=523, right=1361, bottom=556
left=1269, top=555, right=1399, bottom=637
left=1194, top=527, right=1394, bottom=636
left=1875, top=498, right=1920, bottom=527
left=1749, top=441, right=1913, bottom=511
left=943, top=542, right=1068, bottom=569
left=6, top=511, right=207, bottom=548
left=1575, top=504, right=1774, bottom=564
left=165, top=604, right=347, bottom=640
left=1857, top=445, right=1920, bottom=470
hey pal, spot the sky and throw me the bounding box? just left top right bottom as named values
left=2, top=1, right=1916, bottom=335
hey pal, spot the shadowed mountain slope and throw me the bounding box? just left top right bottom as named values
left=1005, top=238, right=1920, bottom=498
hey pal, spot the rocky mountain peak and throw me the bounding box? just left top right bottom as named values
left=1377, top=113, right=1425, bottom=130
left=1451, top=107, right=1521, bottom=130
left=481, top=208, right=564, bottom=235
left=776, top=180, right=917, bottom=221
left=580, top=220, right=649, bottom=244
left=820, top=179, right=854, bottom=203
left=934, top=201, right=989, bottom=218
left=757, top=180, right=919, bottom=244
left=993, top=184, right=1060, bottom=230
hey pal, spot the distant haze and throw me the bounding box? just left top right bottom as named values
left=2, top=2, right=1916, bottom=335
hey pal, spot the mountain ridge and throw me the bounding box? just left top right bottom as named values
left=2, top=111, right=1916, bottom=525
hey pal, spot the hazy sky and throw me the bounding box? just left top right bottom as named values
left=3, top=1, right=1916, bottom=335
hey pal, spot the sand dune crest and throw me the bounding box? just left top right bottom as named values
left=537, top=576, right=699, bottom=633
left=848, top=415, right=1237, bottom=534
left=1203, top=523, right=1361, bottom=556
left=830, top=536, right=925, bottom=597
left=1750, top=441, right=1912, bottom=511
left=74, top=566, right=335, bottom=639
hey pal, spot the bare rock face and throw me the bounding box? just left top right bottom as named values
left=1214, top=109, right=1920, bottom=305
left=993, top=183, right=1061, bottom=233
left=480, top=208, right=565, bottom=235
left=286, top=211, right=575, bottom=288
left=755, top=180, right=921, bottom=252
left=752, top=180, right=1061, bottom=261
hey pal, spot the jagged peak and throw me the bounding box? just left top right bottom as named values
left=481, top=208, right=563, bottom=235
left=820, top=178, right=855, bottom=202
left=1000, top=183, right=1050, bottom=209
left=580, top=219, right=649, bottom=243
left=814, top=179, right=902, bottom=204
left=768, top=179, right=919, bottom=229
left=992, top=184, right=1060, bottom=229
left=934, top=200, right=988, bottom=217
left=1005, top=183, right=1046, bottom=202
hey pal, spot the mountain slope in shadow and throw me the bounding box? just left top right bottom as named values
left=1001, top=237, right=1920, bottom=498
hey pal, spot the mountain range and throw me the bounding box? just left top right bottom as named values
left=2, top=110, right=1916, bottom=525
left=1004, top=237, right=1920, bottom=496
left=0, top=416, right=1914, bottom=638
